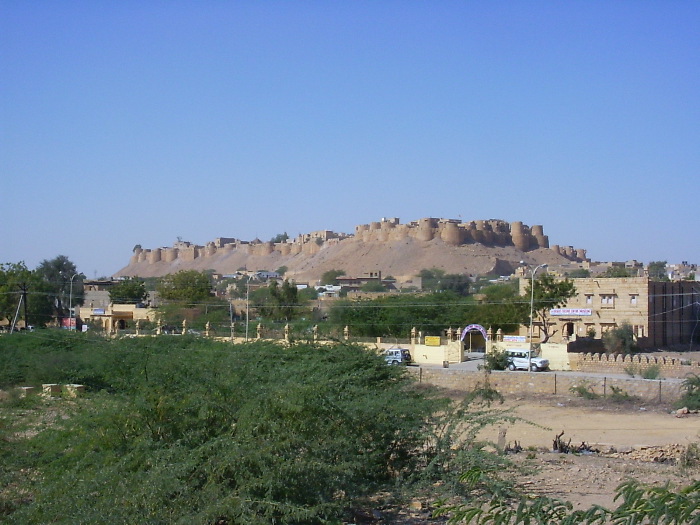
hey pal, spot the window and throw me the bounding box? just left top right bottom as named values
left=601, top=294, right=615, bottom=307
left=585, top=294, right=593, bottom=305
left=630, top=294, right=638, bottom=306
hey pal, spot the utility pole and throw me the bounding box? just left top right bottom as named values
left=18, top=282, right=29, bottom=330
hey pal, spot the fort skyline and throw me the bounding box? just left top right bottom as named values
left=118, top=217, right=590, bottom=282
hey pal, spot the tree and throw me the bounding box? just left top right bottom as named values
left=259, top=279, right=300, bottom=321
left=0, top=262, right=53, bottom=328
left=418, top=268, right=445, bottom=291
left=601, top=266, right=632, bottom=278
left=329, top=291, right=477, bottom=338
left=270, top=232, right=289, bottom=243
left=567, top=268, right=591, bottom=278
left=109, top=277, right=148, bottom=305
left=602, top=322, right=637, bottom=354
left=320, top=269, right=345, bottom=285
left=360, top=281, right=386, bottom=292
left=440, top=274, right=471, bottom=296
left=34, top=255, right=84, bottom=317
left=648, top=260, right=668, bottom=281
left=523, top=273, right=577, bottom=343
left=156, top=270, right=213, bottom=304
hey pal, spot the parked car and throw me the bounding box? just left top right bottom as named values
left=383, top=348, right=412, bottom=365
left=505, top=349, right=549, bottom=372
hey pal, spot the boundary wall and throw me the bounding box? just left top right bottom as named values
left=571, top=353, right=700, bottom=380
left=407, top=368, right=684, bottom=403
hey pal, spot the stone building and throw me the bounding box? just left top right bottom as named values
left=519, top=276, right=700, bottom=348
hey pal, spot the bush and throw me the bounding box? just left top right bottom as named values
left=2, top=337, right=463, bottom=524
left=676, top=373, right=700, bottom=411
left=569, top=383, right=599, bottom=400
left=483, top=349, right=509, bottom=371
left=641, top=364, right=661, bottom=380
left=602, top=323, right=638, bottom=354
left=609, top=385, right=633, bottom=403
left=436, top=479, right=700, bottom=523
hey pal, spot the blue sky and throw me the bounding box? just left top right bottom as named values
left=2, top=1, right=698, bottom=277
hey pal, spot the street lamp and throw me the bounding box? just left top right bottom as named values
left=525, top=263, right=548, bottom=372
left=245, top=273, right=255, bottom=342
left=69, top=273, right=80, bottom=331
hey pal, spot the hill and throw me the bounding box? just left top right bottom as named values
left=115, top=217, right=588, bottom=283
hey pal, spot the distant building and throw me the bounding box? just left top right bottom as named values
left=519, top=276, right=700, bottom=348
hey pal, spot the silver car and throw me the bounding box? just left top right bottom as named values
left=506, top=349, right=549, bottom=372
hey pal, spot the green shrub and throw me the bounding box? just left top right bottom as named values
left=2, top=336, right=520, bottom=524
left=676, top=373, right=700, bottom=410
left=624, top=364, right=638, bottom=377
left=609, top=385, right=633, bottom=402
left=483, top=349, right=509, bottom=371
left=569, top=383, right=599, bottom=400
left=641, top=364, right=661, bottom=379
left=436, top=479, right=700, bottom=523
left=680, top=442, right=700, bottom=470
left=602, top=322, right=638, bottom=354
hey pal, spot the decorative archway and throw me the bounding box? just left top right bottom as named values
left=460, top=324, right=488, bottom=341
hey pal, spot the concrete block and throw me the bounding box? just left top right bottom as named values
left=63, top=384, right=85, bottom=397
left=18, top=386, right=36, bottom=397
left=42, top=384, right=61, bottom=397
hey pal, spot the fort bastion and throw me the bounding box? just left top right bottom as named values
left=128, top=217, right=588, bottom=266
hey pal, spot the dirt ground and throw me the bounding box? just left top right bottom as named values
left=384, top=394, right=700, bottom=523
left=488, top=394, right=700, bottom=511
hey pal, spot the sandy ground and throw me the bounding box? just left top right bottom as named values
left=494, top=394, right=700, bottom=450
left=487, top=394, right=700, bottom=511
left=385, top=394, right=700, bottom=523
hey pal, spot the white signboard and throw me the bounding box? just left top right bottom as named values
left=503, top=335, right=527, bottom=342
left=549, top=308, right=592, bottom=316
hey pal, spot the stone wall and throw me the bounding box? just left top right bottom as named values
left=571, top=352, right=700, bottom=380
left=128, top=216, right=588, bottom=268
left=408, top=368, right=684, bottom=403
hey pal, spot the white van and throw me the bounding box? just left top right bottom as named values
left=383, top=348, right=412, bottom=365
left=505, top=349, right=549, bottom=372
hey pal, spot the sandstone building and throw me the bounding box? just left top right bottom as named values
left=519, top=276, right=700, bottom=348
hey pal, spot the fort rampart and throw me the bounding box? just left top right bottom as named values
left=129, top=217, right=588, bottom=266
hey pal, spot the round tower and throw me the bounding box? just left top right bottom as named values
left=510, top=221, right=530, bottom=251
left=440, top=221, right=462, bottom=245
left=147, top=248, right=162, bottom=264
left=389, top=224, right=409, bottom=241
left=415, top=218, right=435, bottom=241
left=531, top=225, right=548, bottom=248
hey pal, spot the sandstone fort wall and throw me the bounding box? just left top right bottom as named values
left=129, top=217, right=588, bottom=267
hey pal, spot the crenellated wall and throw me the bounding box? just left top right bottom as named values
left=126, top=217, right=588, bottom=267
left=570, top=352, right=700, bottom=380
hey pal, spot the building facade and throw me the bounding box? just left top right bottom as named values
left=520, top=276, right=700, bottom=348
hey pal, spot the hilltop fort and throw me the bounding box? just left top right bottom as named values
left=116, top=217, right=588, bottom=282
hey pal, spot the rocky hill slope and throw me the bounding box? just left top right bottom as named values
left=115, top=217, right=588, bottom=283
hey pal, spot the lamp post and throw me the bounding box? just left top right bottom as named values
left=527, top=263, right=548, bottom=372
left=69, top=273, right=80, bottom=331
left=245, top=273, right=255, bottom=342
